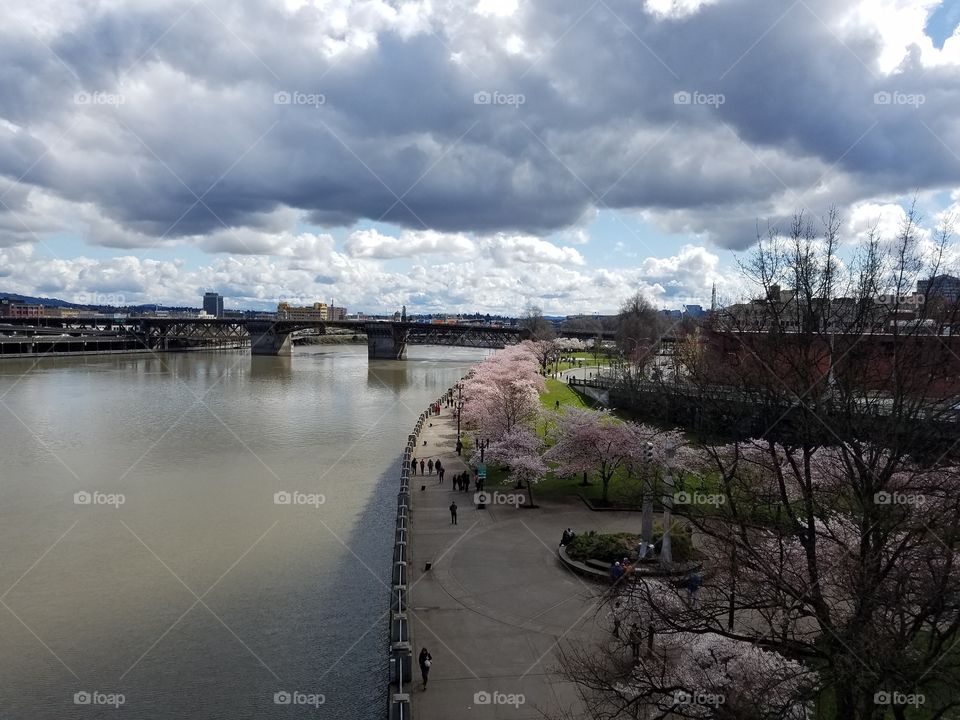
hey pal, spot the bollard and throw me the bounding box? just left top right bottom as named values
left=397, top=515, right=407, bottom=529
left=393, top=541, right=407, bottom=564
left=389, top=645, right=412, bottom=687
left=398, top=491, right=409, bottom=507
left=391, top=614, right=409, bottom=644
left=392, top=560, right=407, bottom=586
left=395, top=528, right=407, bottom=544
left=391, top=586, right=407, bottom=613
left=397, top=505, right=408, bottom=519
left=389, top=698, right=410, bottom=720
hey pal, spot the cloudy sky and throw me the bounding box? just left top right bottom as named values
left=0, top=0, right=958, bottom=314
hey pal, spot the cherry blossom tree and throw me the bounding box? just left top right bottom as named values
left=544, top=408, right=673, bottom=504
left=556, top=212, right=960, bottom=719
left=485, top=425, right=548, bottom=506
left=565, top=439, right=960, bottom=720
left=530, top=339, right=560, bottom=374
left=461, top=342, right=545, bottom=441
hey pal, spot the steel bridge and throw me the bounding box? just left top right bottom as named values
left=0, top=316, right=614, bottom=359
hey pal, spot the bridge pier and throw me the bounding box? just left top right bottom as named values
left=247, top=322, right=293, bottom=356
left=366, top=323, right=408, bottom=360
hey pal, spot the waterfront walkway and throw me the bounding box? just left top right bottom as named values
left=408, top=408, right=643, bottom=719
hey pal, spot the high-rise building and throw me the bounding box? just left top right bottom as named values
left=203, top=292, right=224, bottom=317
left=917, top=275, right=960, bottom=304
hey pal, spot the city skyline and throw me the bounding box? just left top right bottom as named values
left=0, top=1, right=959, bottom=314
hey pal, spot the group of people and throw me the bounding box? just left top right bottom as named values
left=609, top=557, right=637, bottom=584
left=451, top=471, right=477, bottom=492
left=429, top=401, right=443, bottom=415
left=410, top=457, right=443, bottom=478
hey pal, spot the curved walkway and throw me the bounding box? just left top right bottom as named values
left=408, top=408, right=645, bottom=719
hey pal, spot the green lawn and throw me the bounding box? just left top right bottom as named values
left=540, top=377, right=598, bottom=411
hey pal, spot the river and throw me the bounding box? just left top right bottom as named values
left=0, top=345, right=483, bottom=719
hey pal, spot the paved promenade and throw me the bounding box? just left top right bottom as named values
left=407, top=407, right=643, bottom=719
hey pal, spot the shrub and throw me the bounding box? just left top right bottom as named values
left=565, top=524, right=695, bottom=563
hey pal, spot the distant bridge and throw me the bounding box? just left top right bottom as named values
left=0, top=316, right=615, bottom=359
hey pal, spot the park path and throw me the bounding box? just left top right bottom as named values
left=407, top=405, right=647, bottom=719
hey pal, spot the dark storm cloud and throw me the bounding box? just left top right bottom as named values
left=0, top=0, right=956, bottom=251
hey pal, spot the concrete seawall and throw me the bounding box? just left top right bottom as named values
left=387, top=386, right=463, bottom=719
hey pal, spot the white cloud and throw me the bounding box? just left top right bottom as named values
left=344, top=228, right=474, bottom=258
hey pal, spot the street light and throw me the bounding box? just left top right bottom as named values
left=659, top=443, right=677, bottom=567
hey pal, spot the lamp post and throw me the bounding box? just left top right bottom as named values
left=659, top=443, right=677, bottom=567
left=639, top=442, right=654, bottom=559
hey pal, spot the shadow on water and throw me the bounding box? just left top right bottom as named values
left=367, top=361, right=410, bottom=392
left=296, top=456, right=405, bottom=720
left=249, top=355, right=293, bottom=381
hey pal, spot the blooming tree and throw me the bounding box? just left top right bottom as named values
left=485, top=425, right=548, bottom=506
left=544, top=407, right=670, bottom=504
left=571, top=439, right=960, bottom=720
left=461, top=343, right=545, bottom=441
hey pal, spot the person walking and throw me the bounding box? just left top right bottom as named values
left=438, top=466, right=445, bottom=484
left=427, top=458, right=434, bottom=475
left=410, top=457, right=416, bottom=475
left=686, top=570, right=703, bottom=607
left=628, top=623, right=641, bottom=662
left=449, top=501, right=458, bottom=525
left=418, top=648, right=432, bottom=690
left=610, top=600, right=623, bottom=639
left=419, top=459, right=425, bottom=475
left=456, top=438, right=463, bottom=456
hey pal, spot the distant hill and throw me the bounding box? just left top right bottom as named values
left=0, top=292, right=199, bottom=313
left=0, top=292, right=82, bottom=308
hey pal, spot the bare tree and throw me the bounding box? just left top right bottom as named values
left=520, top=304, right=556, bottom=341
left=556, top=209, right=960, bottom=720
left=616, top=292, right=664, bottom=354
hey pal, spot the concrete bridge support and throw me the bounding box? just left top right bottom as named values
left=248, top=322, right=293, bottom=356
left=367, top=323, right=408, bottom=360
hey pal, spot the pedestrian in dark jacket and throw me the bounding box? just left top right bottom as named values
left=449, top=501, right=458, bottom=525
left=420, top=459, right=425, bottom=475
left=418, top=648, right=432, bottom=689
left=427, top=459, right=434, bottom=474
